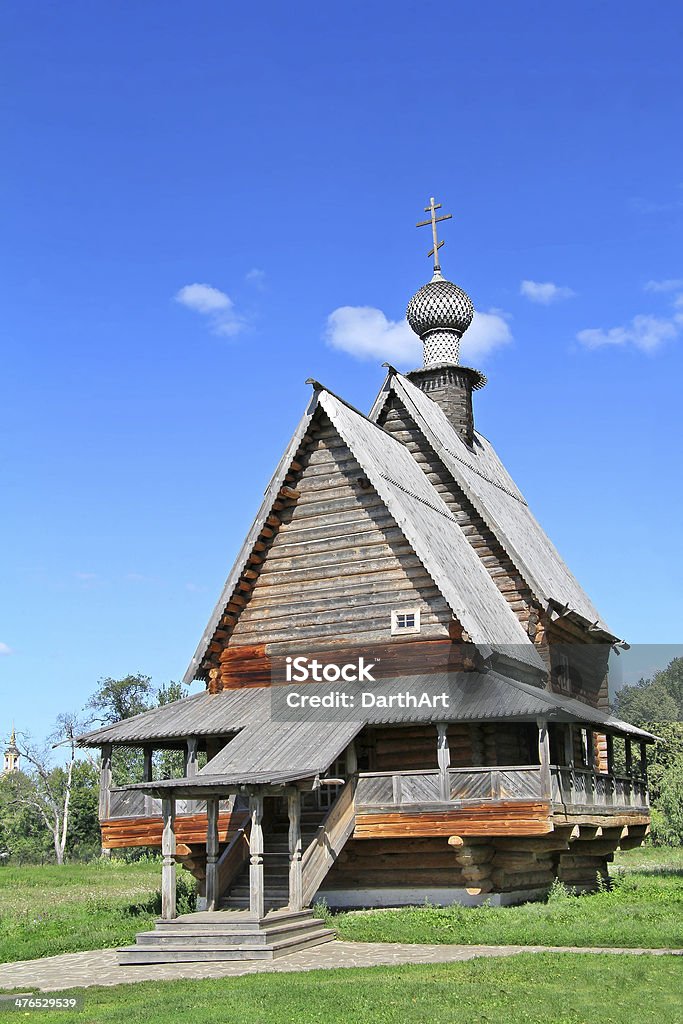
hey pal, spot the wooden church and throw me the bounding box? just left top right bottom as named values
left=78, top=199, right=653, bottom=963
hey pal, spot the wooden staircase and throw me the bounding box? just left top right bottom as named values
left=118, top=908, right=335, bottom=964
left=221, top=807, right=327, bottom=910
left=119, top=783, right=356, bottom=964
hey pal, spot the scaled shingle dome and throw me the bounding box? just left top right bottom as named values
left=406, top=276, right=475, bottom=339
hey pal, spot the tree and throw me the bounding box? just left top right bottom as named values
left=613, top=657, right=683, bottom=846
left=15, top=713, right=89, bottom=864
left=86, top=673, right=155, bottom=724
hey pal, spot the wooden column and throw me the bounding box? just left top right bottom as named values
left=161, top=796, right=177, bottom=920
left=185, top=738, right=198, bottom=778
left=98, top=744, right=112, bottom=820
left=287, top=790, right=303, bottom=912
left=249, top=793, right=265, bottom=921
left=605, top=734, right=615, bottom=804
left=205, top=797, right=219, bottom=911
left=537, top=719, right=551, bottom=800
left=436, top=723, right=450, bottom=802
left=585, top=729, right=596, bottom=805
left=563, top=724, right=576, bottom=806
left=345, top=741, right=357, bottom=778
left=639, top=742, right=648, bottom=784
left=143, top=746, right=153, bottom=782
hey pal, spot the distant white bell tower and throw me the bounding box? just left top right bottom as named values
left=2, top=726, right=20, bottom=774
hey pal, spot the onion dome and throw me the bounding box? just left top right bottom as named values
left=406, top=272, right=475, bottom=340
left=406, top=270, right=475, bottom=367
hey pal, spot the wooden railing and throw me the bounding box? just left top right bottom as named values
left=216, top=814, right=251, bottom=898
left=551, top=767, right=649, bottom=811
left=107, top=789, right=230, bottom=819
left=356, top=766, right=648, bottom=813
left=356, top=766, right=543, bottom=810
left=301, top=778, right=356, bottom=906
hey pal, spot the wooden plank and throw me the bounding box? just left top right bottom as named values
left=353, top=802, right=553, bottom=839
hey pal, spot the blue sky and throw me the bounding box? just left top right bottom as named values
left=1, top=1, right=682, bottom=743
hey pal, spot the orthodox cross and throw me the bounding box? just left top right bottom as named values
left=416, top=197, right=452, bottom=273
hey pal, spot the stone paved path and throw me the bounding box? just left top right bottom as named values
left=0, top=942, right=681, bottom=993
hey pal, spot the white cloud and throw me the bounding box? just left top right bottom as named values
left=578, top=312, right=683, bottom=353
left=175, top=283, right=231, bottom=313
left=0, top=642, right=12, bottom=656
left=245, top=268, right=266, bottom=289
left=520, top=280, right=576, bottom=304
left=324, top=306, right=511, bottom=366
left=644, top=278, right=683, bottom=293
left=325, top=307, right=420, bottom=364
left=462, top=309, right=513, bottom=361
left=175, top=283, right=244, bottom=337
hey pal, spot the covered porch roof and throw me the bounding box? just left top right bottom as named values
left=77, top=672, right=657, bottom=750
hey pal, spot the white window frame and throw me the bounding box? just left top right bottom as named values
left=391, top=607, right=421, bottom=636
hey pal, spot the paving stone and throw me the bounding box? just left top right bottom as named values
left=0, top=942, right=680, bottom=993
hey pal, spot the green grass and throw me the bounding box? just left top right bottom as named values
left=0, top=861, right=195, bottom=964
left=0, top=849, right=681, bottom=964
left=1, top=954, right=682, bottom=1023
left=320, top=848, right=683, bottom=949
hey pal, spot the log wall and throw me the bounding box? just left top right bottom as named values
left=214, top=412, right=455, bottom=688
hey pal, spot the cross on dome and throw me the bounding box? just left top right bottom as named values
left=416, top=197, right=452, bottom=277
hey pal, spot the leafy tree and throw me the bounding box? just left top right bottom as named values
left=613, top=657, right=683, bottom=846
left=86, top=673, right=155, bottom=724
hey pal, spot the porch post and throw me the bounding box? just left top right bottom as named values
left=287, top=790, right=303, bottom=911
left=143, top=746, right=153, bottom=782
left=249, top=793, right=265, bottom=921
left=563, top=724, right=576, bottom=805
left=585, top=729, right=596, bottom=806
left=625, top=737, right=633, bottom=805
left=161, top=796, right=177, bottom=920
left=345, top=740, right=357, bottom=778
left=98, top=744, right=112, bottom=819
left=436, top=723, right=450, bottom=801
left=537, top=718, right=551, bottom=800
left=185, top=737, right=198, bottom=777
left=605, top=733, right=615, bottom=805
left=205, top=797, right=220, bottom=911
left=639, top=741, right=648, bottom=784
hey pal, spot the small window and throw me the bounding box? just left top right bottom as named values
left=391, top=608, right=421, bottom=635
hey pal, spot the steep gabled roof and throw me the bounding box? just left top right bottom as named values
left=370, top=370, right=613, bottom=637
left=316, top=389, right=544, bottom=671
left=183, top=384, right=545, bottom=683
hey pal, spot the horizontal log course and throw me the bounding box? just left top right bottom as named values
left=452, top=846, right=495, bottom=866
left=100, top=812, right=239, bottom=849
left=568, top=840, right=621, bottom=856
left=559, top=855, right=612, bottom=869
left=339, top=851, right=461, bottom=871
left=491, top=869, right=555, bottom=891
left=493, top=836, right=571, bottom=853
left=460, top=865, right=492, bottom=883
left=492, top=853, right=554, bottom=871
left=354, top=803, right=553, bottom=839
left=325, top=868, right=467, bottom=888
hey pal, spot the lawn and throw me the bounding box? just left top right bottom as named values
left=0, top=954, right=681, bottom=1024
left=0, top=860, right=194, bottom=964
left=0, top=848, right=680, bottom=964
left=321, top=847, right=683, bottom=950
